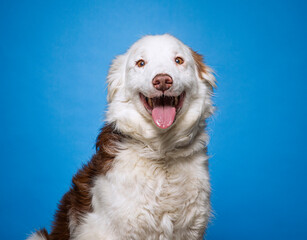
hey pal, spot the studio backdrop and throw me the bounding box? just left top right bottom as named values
left=0, top=0, right=306, bottom=239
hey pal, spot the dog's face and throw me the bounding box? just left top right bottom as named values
left=107, top=34, right=215, bottom=144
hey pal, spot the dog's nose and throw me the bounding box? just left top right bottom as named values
left=152, top=74, right=173, bottom=92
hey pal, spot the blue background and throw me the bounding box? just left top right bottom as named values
left=1, top=0, right=306, bottom=239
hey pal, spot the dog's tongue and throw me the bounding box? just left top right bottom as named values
left=152, top=106, right=176, bottom=129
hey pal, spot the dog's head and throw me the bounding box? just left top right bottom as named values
left=106, top=34, right=215, bottom=148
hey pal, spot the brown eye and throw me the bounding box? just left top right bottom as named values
left=136, top=59, right=146, bottom=68
left=175, top=57, right=184, bottom=65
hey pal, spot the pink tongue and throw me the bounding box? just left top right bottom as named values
left=152, top=106, right=176, bottom=129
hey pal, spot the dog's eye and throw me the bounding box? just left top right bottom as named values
left=136, top=59, right=146, bottom=68
left=175, top=57, right=184, bottom=65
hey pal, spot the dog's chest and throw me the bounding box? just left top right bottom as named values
left=80, top=148, right=210, bottom=239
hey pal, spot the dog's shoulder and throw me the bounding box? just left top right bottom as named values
left=49, top=123, right=124, bottom=239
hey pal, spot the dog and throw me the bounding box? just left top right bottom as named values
left=28, top=34, right=216, bottom=240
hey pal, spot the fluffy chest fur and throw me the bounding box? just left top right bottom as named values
left=73, top=140, right=211, bottom=240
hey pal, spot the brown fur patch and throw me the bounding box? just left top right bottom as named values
left=35, top=123, right=124, bottom=240
left=191, top=50, right=216, bottom=90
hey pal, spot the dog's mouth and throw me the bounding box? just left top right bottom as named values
left=139, top=92, right=185, bottom=129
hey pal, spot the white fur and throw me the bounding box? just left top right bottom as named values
left=73, top=145, right=210, bottom=240
left=72, top=34, right=215, bottom=239
left=28, top=34, right=215, bottom=240
left=27, top=232, right=47, bottom=240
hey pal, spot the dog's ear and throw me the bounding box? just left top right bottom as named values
left=107, top=54, right=127, bottom=102
left=191, top=49, right=216, bottom=90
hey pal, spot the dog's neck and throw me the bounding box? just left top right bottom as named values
left=110, top=118, right=209, bottom=161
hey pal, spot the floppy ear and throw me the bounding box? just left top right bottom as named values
left=191, top=50, right=217, bottom=91
left=107, top=54, right=127, bottom=102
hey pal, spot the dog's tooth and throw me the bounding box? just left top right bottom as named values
left=174, top=96, right=178, bottom=106
left=148, top=98, right=153, bottom=108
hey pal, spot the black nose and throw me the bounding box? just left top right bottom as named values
left=152, top=74, right=173, bottom=92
